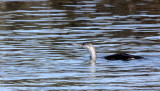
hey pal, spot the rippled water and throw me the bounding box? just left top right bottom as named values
left=0, top=0, right=160, bottom=90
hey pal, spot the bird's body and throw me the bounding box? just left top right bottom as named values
left=73, top=42, right=143, bottom=61
left=104, top=53, right=143, bottom=60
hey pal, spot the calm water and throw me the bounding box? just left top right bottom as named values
left=0, top=0, right=160, bottom=90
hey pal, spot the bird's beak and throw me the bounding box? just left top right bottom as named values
left=72, top=43, right=83, bottom=48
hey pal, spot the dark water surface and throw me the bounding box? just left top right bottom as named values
left=0, top=0, right=160, bottom=90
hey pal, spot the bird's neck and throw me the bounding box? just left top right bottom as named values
left=86, top=46, right=97, bottom=61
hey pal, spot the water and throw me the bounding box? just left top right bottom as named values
left=0, top=0, right=160, bottom=90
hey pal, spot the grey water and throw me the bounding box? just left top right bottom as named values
left=0, top=0, right=160, bottom=90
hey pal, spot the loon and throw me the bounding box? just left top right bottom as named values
left=73, top=42, right=143, bottom=61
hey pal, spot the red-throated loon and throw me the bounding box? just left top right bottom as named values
left=73, top=42, right=143, bottom=61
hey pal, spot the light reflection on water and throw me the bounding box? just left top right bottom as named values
left=0, top=0, right=160, bottom=90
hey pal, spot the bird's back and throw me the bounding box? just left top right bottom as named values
left=105, top=53, right=143, bottom=60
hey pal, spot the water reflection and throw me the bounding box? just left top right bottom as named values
left=0, top=0, right=160, bottom=90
